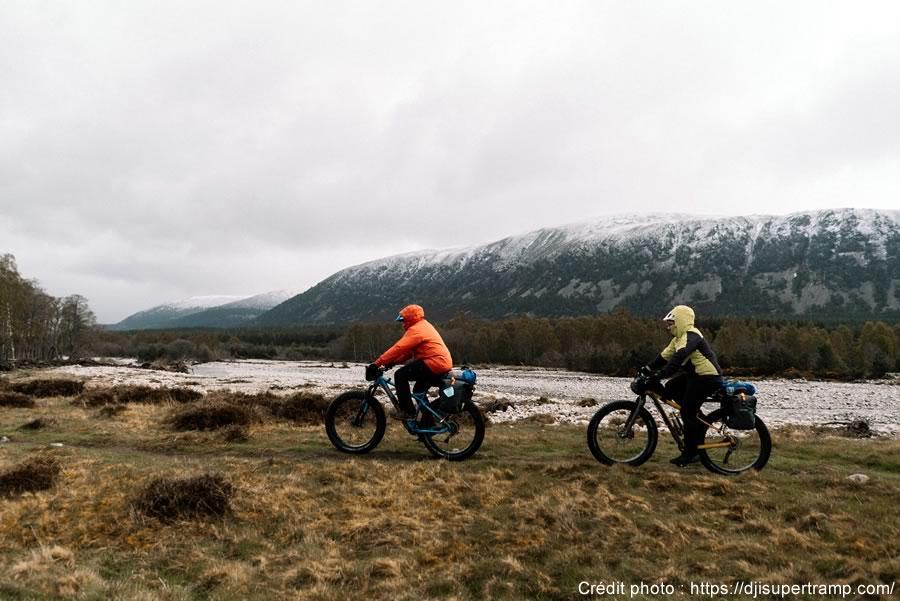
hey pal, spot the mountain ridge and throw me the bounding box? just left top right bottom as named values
left=255, top=208, right=900, bottom=326
left=109, top=290, right=301, bottom=331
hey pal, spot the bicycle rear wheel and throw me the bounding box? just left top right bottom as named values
left=698, top=409, right=771, bottom=475
left=587, top=400, right=658, bottom=466
left=420, top=401, right=485, bottom=461
left=325, top=390, right=386, bottom=454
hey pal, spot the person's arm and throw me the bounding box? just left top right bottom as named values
left=648, top=355, right=667, bottom=370
left=643, top=339, right=676, bottom=373
left=656, top=332, right=704, bottom=379
left=375, top=330, right=422, bottom=368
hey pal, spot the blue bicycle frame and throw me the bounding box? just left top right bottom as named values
left=370, top=374, right=456, bottom=436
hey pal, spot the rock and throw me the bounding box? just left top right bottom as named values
left=480, top=399, right=512, bottom=413
left=846, top=419, right=872, bottom=438
left=49, top=442, right=64, bottom=448
left=847, top=473, right=869, bottom=484
left=0, top=436, right=9, bottom=443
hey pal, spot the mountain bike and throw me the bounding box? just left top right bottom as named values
left=325, top=366, right=485, bottom=461
left=586, top=372, right=771, bottom=475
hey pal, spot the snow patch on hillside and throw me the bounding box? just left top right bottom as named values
left=337, top=208, right=900, bottom=280
left=222, top=289, right=304, bottom=310
left=162, top=295, right=249, bottom=311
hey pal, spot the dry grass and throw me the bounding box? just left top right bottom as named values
left=0, top=380, right=898, bottom=600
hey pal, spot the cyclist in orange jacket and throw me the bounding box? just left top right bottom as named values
left=369, top=304, right=453, bottom=420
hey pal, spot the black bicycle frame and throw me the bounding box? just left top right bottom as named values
left=627, top=390, right=734, bottom=453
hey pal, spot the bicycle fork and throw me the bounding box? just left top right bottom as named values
left=622, top=396, right=647, bottom=438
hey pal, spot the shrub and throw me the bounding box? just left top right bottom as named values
left=19, top=418, right=55, bottom=430
left=0, top=391, right=35, bottom=408
left=73, top=389, right=117, bottom=407
left=11, top=379, right=84, bottom=398
left=220, top=425, right=249, bottom=443
left=167, top=402, right=253, bottom=431
left=0, top=455, right=61, bottom=497
left=98, top=404, right=128, bottom=418
left=165, top=339, right=195, bottom=361
left=479, top=399, right=512, bottom=413
left=264, top=392, right=329, bottom=425
left=114, top=385, right=202, bottom=405
left=134, top=474, right=233, bottom=521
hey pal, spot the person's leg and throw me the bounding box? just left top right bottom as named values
left=393, top=360, right=431, bottom=415
left=679, top=388, right=704, bottom=453
left=664, top=374, right=687, bottom=404
left=673, top=377, right=721, bottom=465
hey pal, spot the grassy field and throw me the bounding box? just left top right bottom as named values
left=0, top=375, right=898, bottom=600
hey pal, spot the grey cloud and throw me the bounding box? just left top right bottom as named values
left=2, top=1, right=899, bottom=321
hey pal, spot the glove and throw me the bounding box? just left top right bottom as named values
left=364, top=363, right=381, bottom=381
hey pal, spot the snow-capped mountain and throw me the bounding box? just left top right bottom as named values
left=255, top=208, right=900, bottom=325
left=161, top=295, right=250, bottom=311
left=222, top=289, right=302, bottom=310
left=110, top=291, right=299, bottom=330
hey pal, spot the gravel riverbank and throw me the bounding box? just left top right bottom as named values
left=48, top=359, right=900, bottom=436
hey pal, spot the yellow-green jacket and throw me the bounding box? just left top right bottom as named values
left=650, top=305, right=723, bottom=379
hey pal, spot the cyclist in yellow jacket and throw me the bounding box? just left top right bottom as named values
left=645, top=305, right=724, bottom=466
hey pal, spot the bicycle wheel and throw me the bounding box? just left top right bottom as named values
left=325, top=390, right=386, bottom=454
left=587, top=400, right=658, bottom=466
left=420, top=401, right=485, bottom=461
left=698, top=409, right=771, bottom=475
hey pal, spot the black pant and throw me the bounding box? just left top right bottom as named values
left=394, top=360, right=443, bottom=413
left=664, top=374, right=723, bottom=452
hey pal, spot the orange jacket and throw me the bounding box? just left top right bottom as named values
left=375, top=305, right=453, bottom=374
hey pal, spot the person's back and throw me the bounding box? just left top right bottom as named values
left=371, top=304, right=452, bottom=419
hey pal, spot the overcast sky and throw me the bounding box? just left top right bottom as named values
left=2, top=1, right=899, bottom=322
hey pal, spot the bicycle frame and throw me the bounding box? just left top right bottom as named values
left=627, top=390, right=736, bottom=452
left=370, top=374, right=456, bottom=436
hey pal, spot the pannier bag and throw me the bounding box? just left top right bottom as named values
left=435, top=369, right=477, bottom=413
left=724, top=394, right=757, bottom=430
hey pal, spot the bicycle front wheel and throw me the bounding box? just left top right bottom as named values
left=325, top=390, right=386, bottom=454
left=698, top=409, right=771, bottom=475
left=586, top=400, right=658, bottom=466
left=420, top=401, right=485, bottom=461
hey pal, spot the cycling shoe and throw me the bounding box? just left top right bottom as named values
left=670, top=452, right=701, bottom=467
